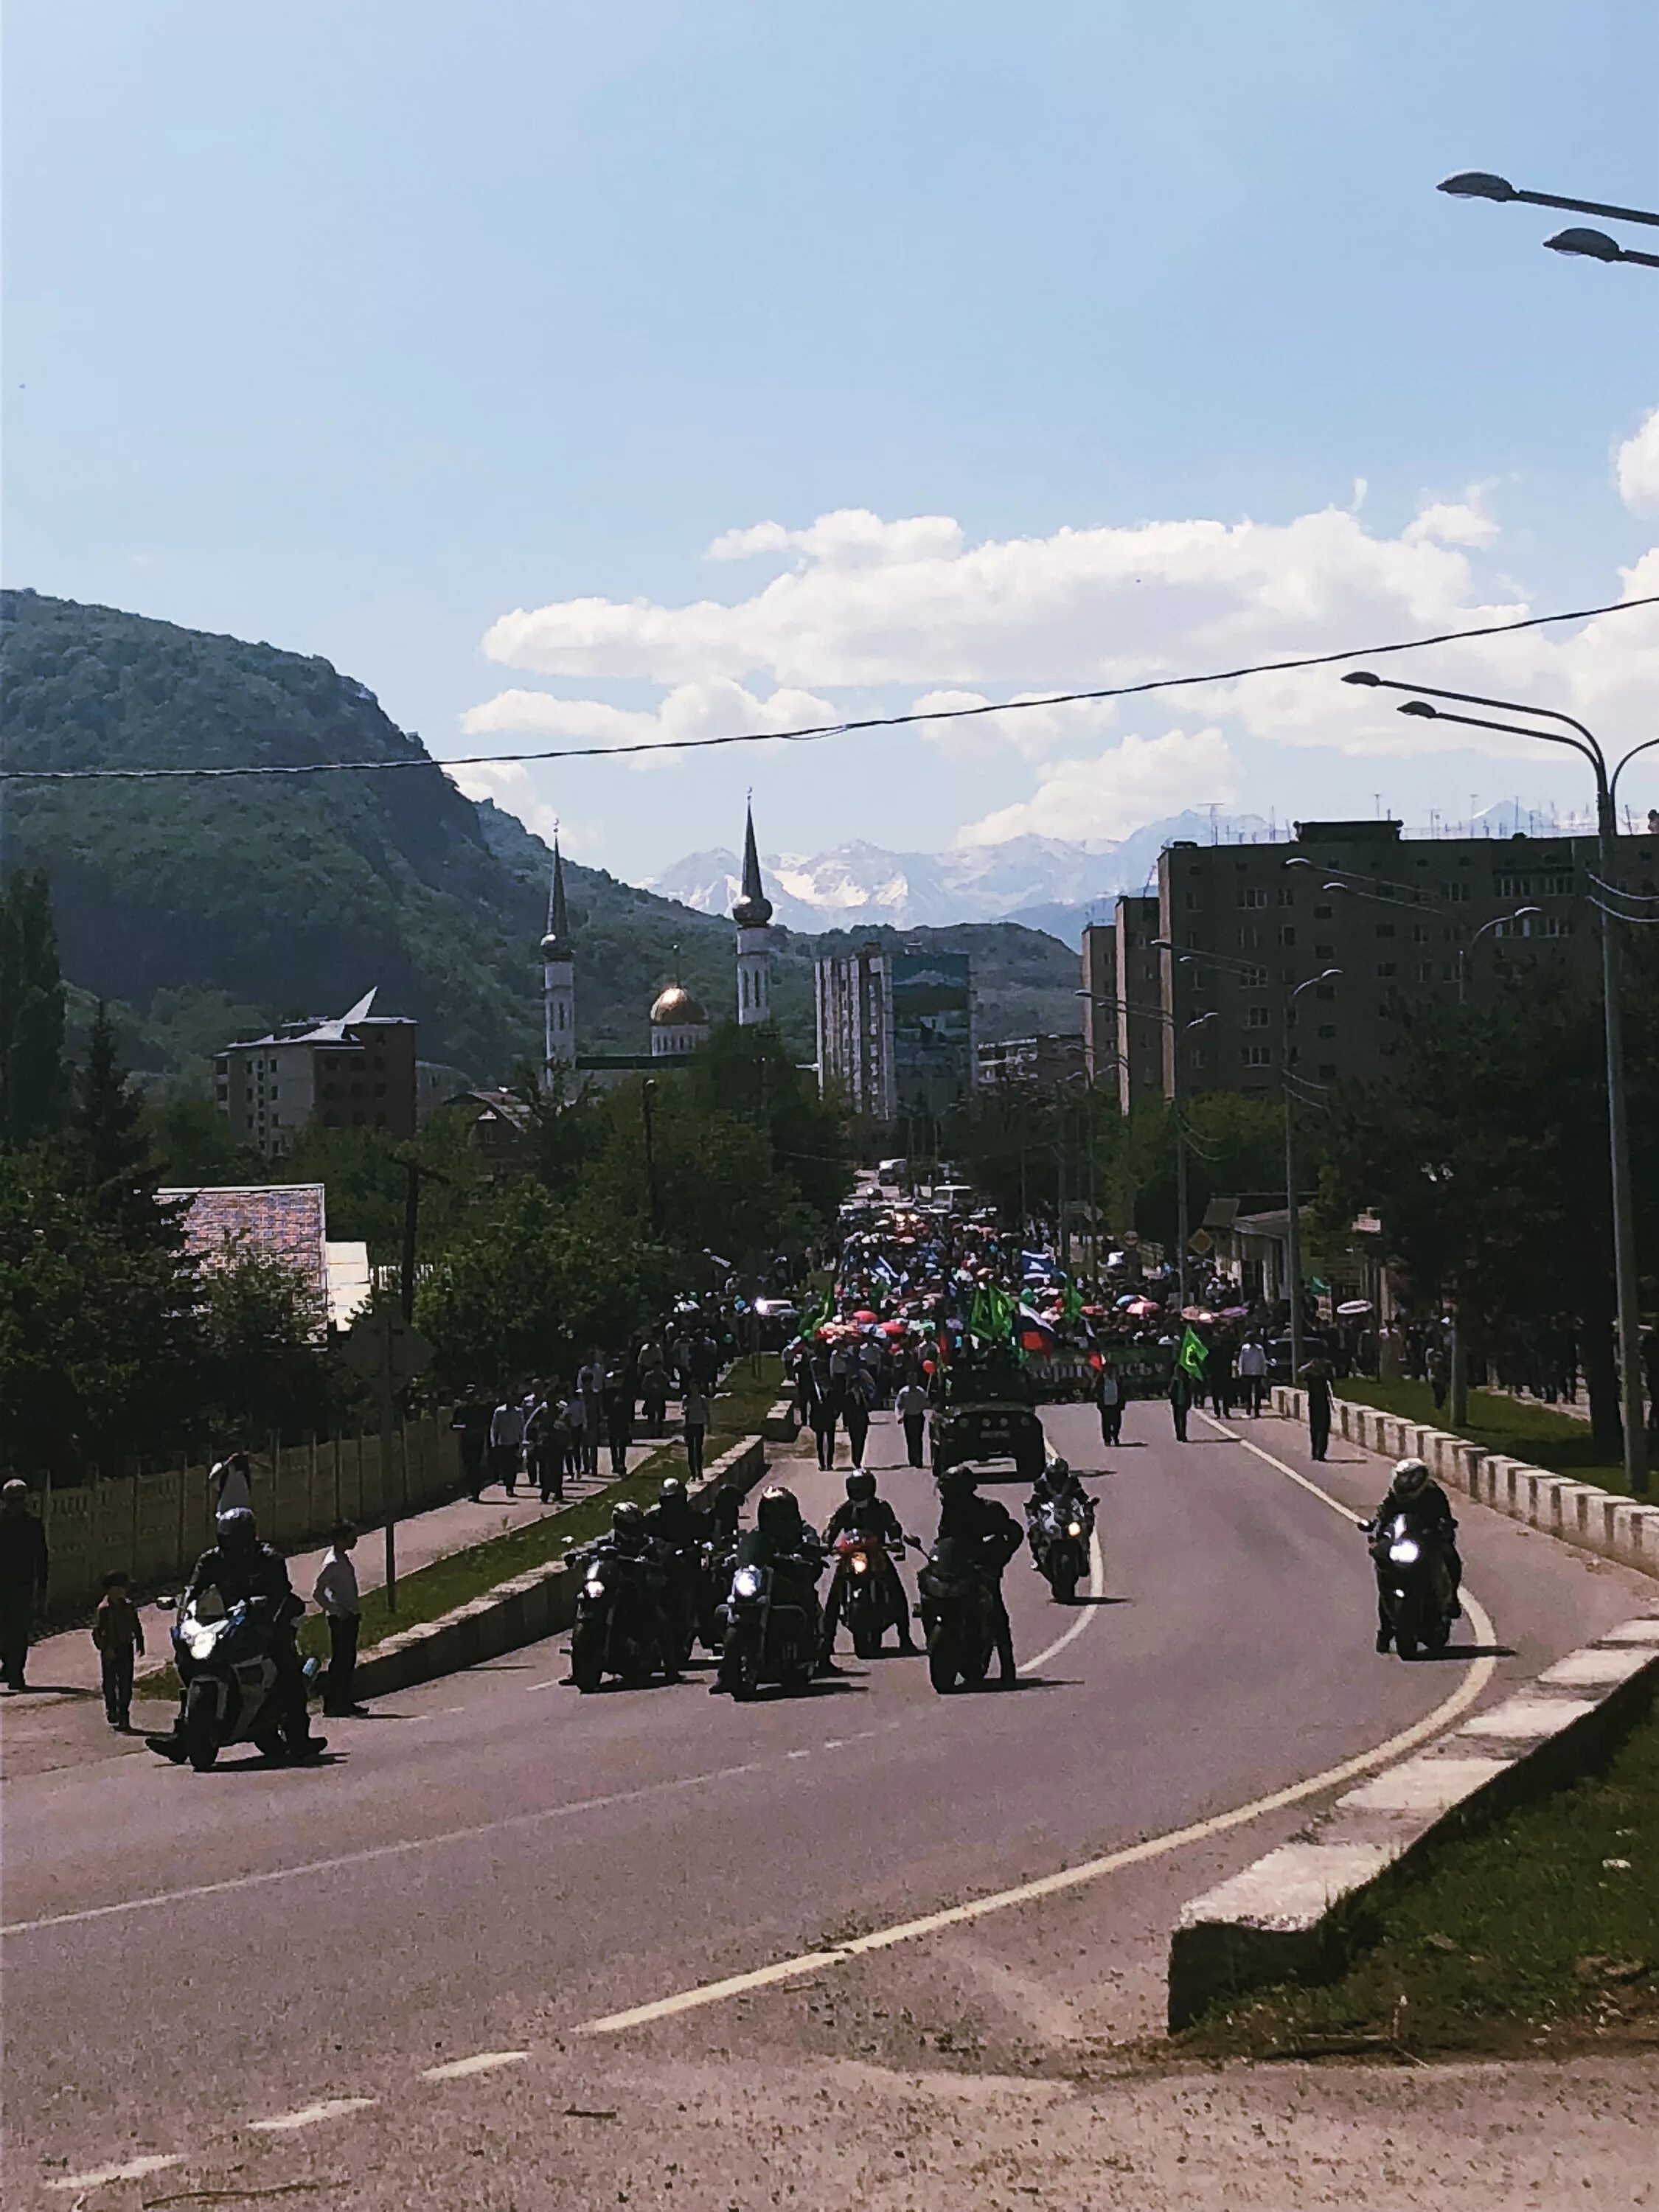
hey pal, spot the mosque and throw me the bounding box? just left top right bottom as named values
left=540, top=801, right=774, bottom=1089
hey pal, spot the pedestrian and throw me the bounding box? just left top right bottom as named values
left=489, top=1392, right=525, bottom=1496
left=639, top=1358, right=669, bottom=1438
left=212, top=1450, right=253, bottom=1515
left=0, top=1478, right=49, bottom=1692
left=1425, top=1340, right=1450, bottom=1413
left=843, top=1363, right=873, bottom=1467
left=894, top=1377, right=929, bottom=1468
left=577, top=1354, right=604, bottom=1479
left=1236, top=1335, right=1267, bottom=1417
left=1096, top=1363, right=1124, bottom=1447
left=92, top=1568, right=145, bottom=1730
left=1168, top=1364, right=1194, bottom=1444
left=563, top=1385, right=590, bottom=1486
left=682, top=1377, right=709, bottom=1483
left=525, top=1388, right=561, bottom=1503
left=602, top=1366, right=633, bottom=1478
left=313, top=1523, right=365, bottom=1718
left=1209, top=1340, right=1235, bottom=1421
left=1299, top=1357, right=1335, bottom=1462
left=451, top=1390, right=492, bottom=1500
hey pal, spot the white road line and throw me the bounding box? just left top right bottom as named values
left=46, top=2153, right=182, bottom=2191
left=1023, top=1529, right=1107, bottom=1673
left=576, top=1432, right=1498, bottom=2037
left=421, top=2049, right=529, bottom=2081
left=248, top=2096, right=378, bottom=2132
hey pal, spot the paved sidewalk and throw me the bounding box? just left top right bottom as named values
left=0, top=1429, right=682, bottom=1780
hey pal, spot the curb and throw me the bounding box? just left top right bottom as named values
left=352, top=1436, right=768, bottom=1703
left=1273, top=1385, right=1659, bottom=1581
left=761, top=1398, right=801, bottom=1445
left=1166, top=1613, right=1659, bottom=2029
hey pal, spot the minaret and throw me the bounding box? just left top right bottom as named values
left=731, top=799, right=773, bottom=1027
left=540, top=838, right=576, bottom=1078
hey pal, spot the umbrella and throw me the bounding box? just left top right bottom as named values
left=1125, top=1298, right=1160, bottom=1318
left=852, top=1309, right=878, bottom=1324
left=1181, top=1306, right=1219, bottom=1324
left=880, top=1319, right=908, bottom=1337
left=1114, top=1294, right=1138, bottom=1310
left=1337, top=1299, right=1374, bottom=1317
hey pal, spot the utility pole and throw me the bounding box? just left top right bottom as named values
left=641, top=1079, right=660, bottom=1236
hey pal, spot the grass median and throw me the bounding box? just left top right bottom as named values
left=1179, top=1695, right=1659, bottom=2060
left=139, top=1356, right=782, bottom=1699
left=1335, top=1377, right=1629, bottom=1494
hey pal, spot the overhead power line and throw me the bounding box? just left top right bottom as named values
left=3, top=591, right=1656, bottom=782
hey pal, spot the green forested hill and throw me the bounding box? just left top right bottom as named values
left=0, top=591, right=1077, bottom=1080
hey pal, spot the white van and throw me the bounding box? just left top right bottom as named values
left=877, top=1157, right=908, bottom=1187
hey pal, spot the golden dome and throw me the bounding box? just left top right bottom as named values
left=650, top=983, right=709, bottom=1027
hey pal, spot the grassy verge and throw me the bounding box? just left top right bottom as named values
left=1336, top=1376, right=1628, bottom=1495
left=139, top=1356, right=781, bottom=1699
left=1179, top=1696, right=1659, bottom=2060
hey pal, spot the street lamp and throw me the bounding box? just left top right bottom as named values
left=1077, top=988, right=1213, bottom=1301
left=1343, top=667, right=1652, bottom=1494
left=1439, top=172, right=1659, bottom=270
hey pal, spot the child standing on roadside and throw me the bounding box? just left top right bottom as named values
left=92, top=1569, right=145, bottom=1731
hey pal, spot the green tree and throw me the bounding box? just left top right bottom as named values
left=69, top=1001, right=162, bottom=1232
left=684, top=1021, right=851, bottom=1231
left=0, top=869, right=68, bottom=1149
left=197, top=1237, right=344, bottom=1443
left=145, top=1087, right=265, bottom=1186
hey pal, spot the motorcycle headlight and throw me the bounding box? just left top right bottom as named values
left=850, top=1554, right=868, bottom=1575
left=1388, top=1538, right=1421, bottom=1565
left=1067, top=1521, right=1083, bottom=1539
left=732, top=1565, right=763, bottom=1600
left=584, top=1578, right=606, bottom=1601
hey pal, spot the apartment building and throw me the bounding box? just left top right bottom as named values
left=215, top=989, right=417, bottom=1158
left=1079, top=894, right=1164, bottom=1111
left=815, top=945, right=974, bottom=1127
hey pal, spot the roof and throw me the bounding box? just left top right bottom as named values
left=732, top=801, right=773, bottom=928
left=650, top=983, right=709, bottom=1026
left=160, top=1184, right=330, bottom=1315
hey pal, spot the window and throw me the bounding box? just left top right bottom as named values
left=1277, top=886, right=1295, bottom=907
left=1315, top=942, right=1335, bottom=959
left=1279, top=925, right=1296, bottom=946
left=1541, top=914, right=1573, bottom=938
left=1238, top=929, right=1262, bottom=950
left=1444, top=881, right=1471, bottom=902
left=1248, top=1004, right=1270, bottom=1028
left=1186, top=891, right=1200, bottom=911
left=1189, top=1048, right=1207, bottom=1071
left=1419, top=962, right=1436, bottom=981
left=1242, top=1044, right=1272, bottom=1067
left=1315, top=983, right=1336, bottom=1001
left=1314, top=903, right=1333, bottom=920
left=1318, top=1023, right=1336, bottom=1040
left=1239, top=887, right=1268, bottom=908
left=1413, top=923, right=1431, bottom=943
left=1318, top=1062, right=1338, bottom=1080
left=1376, top=922, right=1396, bottom=939
left=1377, top=962, right=1397, bottom=978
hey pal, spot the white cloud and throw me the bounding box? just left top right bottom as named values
left=955, top=726, right=1238, bottom=847
left=1401, top=496, right=1500, bottom=548
left=906, top=688, right=1117, bottom=761
left=443, top=759, right=603, bottom=858
left=1617, top=408, right=1659, bottom=515
left=459, top=676, right=841, bottom=771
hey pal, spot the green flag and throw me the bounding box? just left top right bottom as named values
left=1060, top=1279, right=1084, bottom=1328
left=1178, top=1325, right=1209, bottom=1380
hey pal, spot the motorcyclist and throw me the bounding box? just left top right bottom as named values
left=935, top=1470, right=1023, bottom=1685
left=1368, top=1457, right=1462, bottom=1653
left=145, top=1508, right=324, bottom=1761
left=1023, top=1455, right=1091, bottom=1565
left=820, top=1470, right=917, bottom=1661
left=646, top=1476, right=702, bottom=1654
left=584, top=1499, right=681, bottom=1680
left=710, top=1484, right=825, bottom=1691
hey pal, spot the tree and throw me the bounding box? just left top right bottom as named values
left=69, top=1002, right=162, bottom=1233
left=684, top=1021, right=852, bottom=1231
left=197, top=1237, right=343, bottom=1442
left=0, top=869, right=67, bottom=1149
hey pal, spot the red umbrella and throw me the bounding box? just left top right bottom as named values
left=880, top=1319, right=908, bottom=1338
left=853, top=1308, right=879, bottom=1324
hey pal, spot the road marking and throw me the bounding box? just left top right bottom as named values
left=421, top=2049, right=529, bottom=2081
left=1023, top=1531, right=1107, bottom=1673
left=575, top=1435, right=1498, bottom=2037
left=248, top=2096, right=378, bottom=2132
left=46, top=2154, right=182, bottom=2191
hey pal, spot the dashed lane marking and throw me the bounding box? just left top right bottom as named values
left=46, top=2154, right=183, bottom=2191
left=420, top=2050, right=530, bottom=2081
left=574, top=1439, right=1497, bottom=2037
left=248, top=2096, right=378, bottom=2132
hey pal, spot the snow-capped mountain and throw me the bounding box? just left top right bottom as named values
left=644, top=813, right=1274, bottom=940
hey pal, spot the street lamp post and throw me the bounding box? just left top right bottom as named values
left=1439, top=171, right=1659, bottom=270
left=1076, top=990, right=1211, bottom=1301
left=1343, top=669, right=1655, bottom=1495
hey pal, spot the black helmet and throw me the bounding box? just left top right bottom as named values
left=659, top=1476, right=686, bottom=1506
left=846, top=1470, right=876, bottom=1503
left=1392, top=1457, right=1430, bottom=1499
left=215, top=1506, right=257, bottom=1553
left=938, top=1467, right=978, bottom=1495
left=756, top=1485, right=801, bottom=1537
left=611, top=1499, right=647, bottom=1551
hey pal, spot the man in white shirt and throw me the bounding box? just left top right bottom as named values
left=1236, top=1336, right=1269, bottom=1418
left=894, top=1380, right=929, bottom=1467
left=313, top=1523, right=364, bottom=1717
left=489, top=1396, right=526, bottom=1497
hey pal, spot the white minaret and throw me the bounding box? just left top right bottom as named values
left=731, top=799, right=773, bottom=1026
left=541, top=838, right=576, bottom=1078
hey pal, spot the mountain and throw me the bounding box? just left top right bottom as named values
left=0, top=591, right=1082, bottom=1081
left=647, top=812, right=1277, bottom=942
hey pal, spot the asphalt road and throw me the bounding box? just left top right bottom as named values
left=6, top=1398, right=1652, bottom=2205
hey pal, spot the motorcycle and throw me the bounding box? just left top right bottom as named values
left=653, top=1539, right=703, bottom=1669
left=698, top=1532, right=737, bottom=1654
left=162, top=1593, right=319, bottom=1770
left=1026, top=1493, right=1093, bottom=1604
left=717, top=1554, right=819, bottom=1700
left=917, top=1537, right=997, bottom=1694
left=1363, top=1509, right=1455, bottom=1660
left=569, top=1546, right=669, bottom=1691
left=827, top=1530, right=907, bottom=1659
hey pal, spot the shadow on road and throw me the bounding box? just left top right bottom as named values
left=1413, top=1642, right=1517, bottom=1663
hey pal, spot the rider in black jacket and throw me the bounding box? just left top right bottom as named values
left=1369, top=1458, right=1462, bottom=1652
left=146, top=1509, right=323, bottom=1759
left=936, top=1472, right=1023, bottom=1684
left=821, top=1470, right=917, bottom=1660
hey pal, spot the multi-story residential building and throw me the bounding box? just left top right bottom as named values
left=1079, top=894, right=1164, bottom=1111
left=815, top=944, right=974, bottom=1129
left=975, top=1031, right=1087, bottom=1090
left=215, top=990, right=417, bottom=1158
left=1153, top=819, right=1653, bottom=1101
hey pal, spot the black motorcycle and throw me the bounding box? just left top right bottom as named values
left=917, top=1537, right=998, bottom=1694
left=1363, top=1509, right=1455, bottom=1660
left=717, top=1554, right=819, bottom=1699
left=569, top=1546, right=669, bottom=1691
left=698, top=1532, right=737, bottom=1654
left=1026, top=1493, right=1093, bottom=1604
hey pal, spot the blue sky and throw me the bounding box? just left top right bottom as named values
left=7, top=1, right=1658, bottom=878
